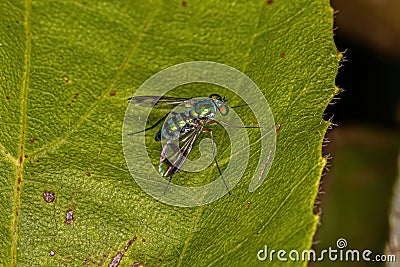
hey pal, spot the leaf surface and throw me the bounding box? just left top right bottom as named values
left=0, top=0, right=338, bottom=266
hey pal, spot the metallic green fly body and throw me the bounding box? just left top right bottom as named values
left=154, top=94, right=228, bottom=141
left=128, top=94, right=256, bottom=195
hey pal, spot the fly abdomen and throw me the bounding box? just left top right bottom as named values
left=157, top=103, right=207, bottom=142
left=158, top=113, right=190, bottom=141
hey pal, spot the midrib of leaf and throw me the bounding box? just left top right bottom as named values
left=10, top=1, right=161, bottom=265
left=12, top=0, right=31, bottom=265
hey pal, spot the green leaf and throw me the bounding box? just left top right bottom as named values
left=0, top=0, right=339, bottom=266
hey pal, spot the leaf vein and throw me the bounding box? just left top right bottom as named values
left=0, top=143, right=18, bottom=165
left=207, top=163, right=320, bottom=266
left=12, top=0, right=32, bottom=265
left=28, top=3, right=161, bottom=159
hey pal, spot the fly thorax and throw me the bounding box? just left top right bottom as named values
left=192, top=100, right=216, bottom=119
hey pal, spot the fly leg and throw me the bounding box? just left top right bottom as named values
left=203, top=128, right=231, bottom=195
left=160, top=142, right=174, bottom=195
left=210, top=119, right=260, bottom=129
left=163, top=176, right=173, bottom=195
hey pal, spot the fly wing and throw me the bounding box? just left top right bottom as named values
left=129, top=96, right=196, bottom=108
left=160, top=123, right=204, bottom=177
left=127, top=96, right=198, bottom=137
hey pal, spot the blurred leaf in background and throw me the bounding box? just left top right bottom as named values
left=315, top=127, right=399, bottom=267
left=387, top=153, right=400, bottom=267
left=315, top=1, right=400, bottom=266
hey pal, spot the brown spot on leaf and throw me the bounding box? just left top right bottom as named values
left=266, top=0, right=273, bottom=4
left=65, top=207, right=74, bottom=225
left=85, top=172, right=91, bottom=177
left=280, top=52, right=286, bottom=58
left=124, top=237, right=137, bottom=251
left=43, top=191, right=55, bottom=203
left=181, top=0, right=187, bottom=7
left=73, top=93, right=78, bottom=100
left=106, top=237, right=138, bottom=266
left=141, top=238, right=146, bottom=243
left=109, top=252, right=123, bottom=267
left=276, top=124, right=281, bottom=133
left=5, top=95, right=10, bottom=100
left=29, top=137, right=38, bottom=143
left=110, top=91, right=116, bottom=96
left=246, top=201, right=251, bottom=210
left=64, top=78, right=70, bottom=84
left=98, top=254, right=108, bottom=266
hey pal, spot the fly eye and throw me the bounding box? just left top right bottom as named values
left=218, top=105, right=229, bottom=116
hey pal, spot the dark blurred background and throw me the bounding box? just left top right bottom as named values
left=314, top=1, right=400, bottom=266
